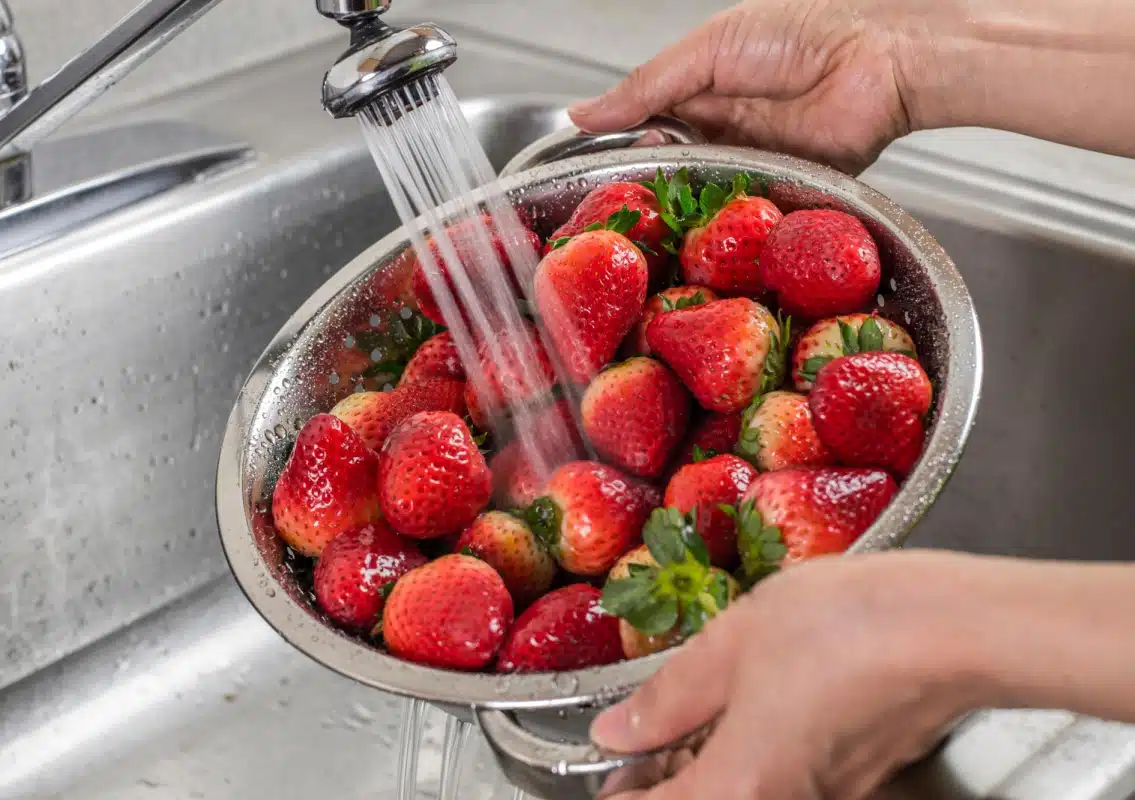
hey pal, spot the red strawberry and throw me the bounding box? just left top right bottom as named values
left=548, top=183, right=672, bottom=283
left=489, top=399, right=586, bottom=509
left=668, top=412, right=744, bottom=476
left=581, top=357, right=691, bottom=480
left=410, top=213, right=541, bottom=326
left=624, top=286, right=718, bottom=358
left=602, top=508, right=738, bottom=650
left=736, top=390, right=834, bottom=472
left=399, top=332, right=465, bottom=387
left=383, top=554, right=514, bottom=670
left=378, top=411, right=492, bottom=539
left=734, top=467, right=898, bottom=584
left=464, top=320, right=557, bottom=429
left=313, top=522, right=427, bottom=632
left=607, top=547, right=680, bottom=659
left=495, top=584, right=622, bottom=672
left=678, top=175, right=783, bottom=297
left=525, top=461, right=656, bottom=576
left=455, top=511, right=556, bottom=607
left=272, top=414, right=382, bottom=557
left=646, top=297, right=787, bottom=413
left=663, top=454, right=756, bottom=569
left=792, top=314, right=917, bottom=392
left=809, top=352, right=933, bottom=476
left=535, top=229, right=649, bottom=385
left=759, top=210, right=882, bottom=319
left=330, top=378, right=466, bottom=451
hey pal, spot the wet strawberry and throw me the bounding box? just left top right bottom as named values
left=810, top=352, right=933, bottom=476
left=399, top=332, right=465, bottom=387
left=378, top=411, right=492, bottom=539
left=383, top=554, right=513, bottom=670
left=602, top=507, right=738, bottom=651
left=455, top=511, right=556, bottom=607
left=736, top=390, right=834, bottom=472
left=667, top=411, right=745, bottom=476
left=330, top=378, right=466, bottom=451
left=525, top=461, right=657, bottom=576
left=410, top=213, right=541, bottom=326
left=271, top=414, right=382, bottom=557
left=464, top=320, right=557, bottom=428
left=581, top=357, right=691, bottom=480
left=646, top=297, right=787, bottom=413
left=759, top=210, right=882, bottom=319
left=792, top=314, right=917, bottom=392
left=548, top=184, right=672, bottom=283
left=733, top=467, right=898, bottom=585
left=677, top=173, right=783, bottom=297
left=664, top=454, right=757, bottom=569
left=490, top=399, right=587, bottom=510
left=535, top=228, right=649, bottom=385
left=496, top=585, right=623, bottom=672
left=606, top=546, right=682, bottom=659
left=624, top=286, right=718, bottom=358
left=313, top=522, right=427, bottom=632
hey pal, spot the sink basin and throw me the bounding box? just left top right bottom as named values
left=3, top=21, right=1135, bottom=800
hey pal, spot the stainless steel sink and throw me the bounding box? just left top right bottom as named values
left=3, top=20, right=1135, bottom=800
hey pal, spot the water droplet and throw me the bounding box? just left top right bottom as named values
left=553, top=672, right=579, bottom=695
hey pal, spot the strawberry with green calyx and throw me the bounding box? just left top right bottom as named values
left=330, top=377, right=467, bottom=451
left=455, top=511, right=556, bottom=607
left=548, top=205, right=642, bottom=250
left=666, top=411, right=745, bottom=478
left=353, top=308, right=446, bottom=386
left=463, top=320, right=557, bottom=429
left=731, top=466, right=899, bottom=587
left=664, top=454, right=756, bottom=569
left=760, top=312, right=791, bottom=396
left=736, top=390, right=834, bottom=473
left=601, top=506, right=739, bottom=640
left=624, top=286, right=718, bottom=358
left=607, top=546, right=682, bottom=659
left=793, top=313, right=917, bottom=391
left=398, top=331, right=465, bottom=387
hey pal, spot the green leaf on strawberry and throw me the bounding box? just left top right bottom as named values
left=603, top=505, right=736, bottom=638
left=356, top=309, right=445, bottom=381
left=733, top=499, right=788, bottom=588
left=659, top=290, right=707, bottom=313
left=525, top=496, right=564, bottom=557
left=549, top=205, right=643, bottom=250
left=797, top=355, right=833, bottom=385
left=858, top=317, right=885, bottom=352
left=735, top=395, right=765, bottom=466
left=691, top=444, right=716, bottom=462
left=759, top=313, right=791, bottom=395
left=799, top=317, right=894, bottom=384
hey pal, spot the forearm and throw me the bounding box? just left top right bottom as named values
left=892, top=0, right=1135, bottom=158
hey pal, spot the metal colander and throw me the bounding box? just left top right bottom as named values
left=217, top=126, right=983, bottom=799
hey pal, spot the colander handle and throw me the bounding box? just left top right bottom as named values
left=498, top=115, right=707, bottom=178
left=475, top=706, right=713, bottom=799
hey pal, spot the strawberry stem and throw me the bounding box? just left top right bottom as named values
left=735, top=499, right=788, bottom=588
left=524, top=496, right=562, bottom=554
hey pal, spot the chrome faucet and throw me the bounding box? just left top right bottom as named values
left=0, top=0, right=457, bottom=210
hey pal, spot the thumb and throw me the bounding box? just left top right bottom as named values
left=567, top=11, right=729, bottom=132
left=590, top=617, right=737, bottom=753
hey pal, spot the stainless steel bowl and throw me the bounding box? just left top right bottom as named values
left=216, top=124, right=982, bottom=798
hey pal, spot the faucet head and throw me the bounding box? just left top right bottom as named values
left=321, top=21, right=457, bottom=119
left=316, top=0, right=392, bottom=25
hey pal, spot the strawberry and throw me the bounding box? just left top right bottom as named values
left=410, top=213, right=541, bottom=326
left=534, top=228, right=649, bottom=385
left=673, top=172, right=784, bottom=297
left=663, top=454, right=756, bottom=569
left=732, top=467, right=898, bottom=585
left=490, top=398, right=587, bottom=509
left=271, top=414, right=382, bottom=557
left=399, top=332, right=465, bottom=387
left=490, top=441, right=543, bottom=510
left=495, top=585, right=623, bottom=672
left=646, top=297, right=788, bottom=413
left=602, top=507, right=739, bottom=648
left=581, top=357, right=691, bottom=480
left=378, top=411, right=492, bottom=539
left=736, top=390, right=834, bottom=472
left=548, top=184, right=672, bottom=283
left=759, top=209, right=882, bottom=319
left=382, top=554, right=514, bottom=670
left=607, top=546, right=682, bottom=659
left=313, top=522, right=427, bottom=632
left=667, top=411, right=745, bottom=476
left=330, top=377, right=467, bottom=451
left=624, top=286, right=718, bottom=358
left=349, top=308, right=445, bottom=388
left=792, top=314, right=917, bottom=392
left=525, top=461, right=656, bottom=576
left=463, top=320, right=557, bottom=429
left=455, top=511, right=556, bottom=607
left=809, top=352, right=933, bottom=476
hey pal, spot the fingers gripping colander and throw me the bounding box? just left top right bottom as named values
left=217, top=120, right=983, bottom=799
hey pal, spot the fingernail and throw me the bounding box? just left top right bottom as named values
left=590, top=702, right=640, bottom=751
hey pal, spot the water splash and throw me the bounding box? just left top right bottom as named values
left=396, top=699, right=428, bottom=800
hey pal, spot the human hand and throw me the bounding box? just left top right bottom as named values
left=591, top=550, right=997, bottom=800
left=568, top=0, right=923, bottom=175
